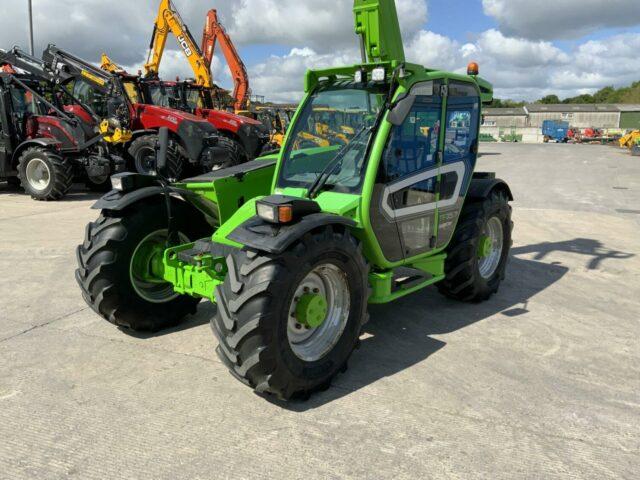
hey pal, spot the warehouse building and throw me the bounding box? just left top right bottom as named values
left=618, top=105, right=640, bottom=130
left=481, top=104, right=640, bottom=142
left=481, top=108, right=527, bottom=128
left=525, top=104, right=620, bottom=128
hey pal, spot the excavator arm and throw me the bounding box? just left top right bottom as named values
left=144, top=0, right=212, bottom=88
left=201, top=9, right=250, bottom=112
left=100, top=54, right=127, bottom=74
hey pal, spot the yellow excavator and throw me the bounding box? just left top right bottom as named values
left=254, top=106, right=293, bottom=149
left=144, top=0, right=212, bottom=88
left=144, top=0, right=252, bottom=116
left=619, top=130, right=640, bottom=149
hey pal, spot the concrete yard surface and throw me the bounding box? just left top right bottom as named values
left=0, top=143, right=638, bottom=479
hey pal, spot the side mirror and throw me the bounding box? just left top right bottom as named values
left=387, top=94, right=416, bottom=126
left=156, top=127, right=169, bottom=176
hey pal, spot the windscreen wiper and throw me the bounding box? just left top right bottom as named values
left=306, top=124, right=370, bottom=199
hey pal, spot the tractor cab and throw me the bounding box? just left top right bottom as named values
left=270, top=61, right=493, bottom=264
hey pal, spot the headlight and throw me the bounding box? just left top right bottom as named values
left=371, top=67, right=386, bottom=82
left=256, top=195, right=320, bottom=224
left=110, top=172, right=159, bottom=192
left=111, top=175, right=123, bottom=191
left=256, top=202, right=279, bottom=222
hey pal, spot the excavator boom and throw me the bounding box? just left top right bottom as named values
left=201, top=9, right=250, bottom=112
left=144, top=0, right=212, bottom=87
left=100, top=54, right=127, bottom=74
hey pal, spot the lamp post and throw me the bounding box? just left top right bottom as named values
left=28, top=0, right=34, bottom=55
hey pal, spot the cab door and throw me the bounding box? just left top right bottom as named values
left=435, top=81, right=481, bottom=249
left=369, top=81, right=444, bottom=262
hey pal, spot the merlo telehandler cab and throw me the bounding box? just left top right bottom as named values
left=76, top=0, right=513, bottom=401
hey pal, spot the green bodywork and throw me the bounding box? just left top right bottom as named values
left=153, top=0, right=494, bottom=305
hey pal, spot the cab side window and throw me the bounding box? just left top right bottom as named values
left=444, top=81, right=479, bottom=165
left=380, top=96, right=440, bottom=182
left=71, top=79, right=107, bottom=117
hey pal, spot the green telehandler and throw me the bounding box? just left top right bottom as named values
left=76, top=0, right=513, bottom=400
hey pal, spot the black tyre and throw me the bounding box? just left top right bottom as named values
left=437, top=190, right=513, bottom=302
left=128, top=134, right=183, bottom=180
left=213, top=226, right=369, bottom=400
left=18, top=147, right=73, bottom=201
left=212, top=136, right=244, bottom=170
left=75, top=198, right=211, bottom=331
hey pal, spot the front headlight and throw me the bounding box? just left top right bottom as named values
left=256, top=195, right=320, bottom=224
left=111, top=175, right=123, bottom=191
left=256, top=202, right=279, bottom=223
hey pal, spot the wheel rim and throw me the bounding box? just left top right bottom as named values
left=287, top=263, right=351, bottom=362
left=129, top=229, right=187, bottom=303
left=134, top=146, right=157, bottom=175
left=25, top=157, right=51, bottom=191
left=478, top=216, right=504, bottom=279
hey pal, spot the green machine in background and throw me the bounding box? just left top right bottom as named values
left=76, top=0, right=513, bottom=400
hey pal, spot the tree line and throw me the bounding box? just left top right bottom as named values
left=490, top=80, right=640, bottom=108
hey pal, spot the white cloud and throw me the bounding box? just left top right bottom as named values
left=475, top=30, right=569, bottom=68
left=250, top=26, right=640, bottom=103
left=229, top=0, right=427, bottom=53
left=249, top=47, right=360, bottom=103
left=0, top=1, right=235, bottom=67
left=405, top=31, right=461, bottom=71
left=483, top=0, right=640, bottom=40
left=556, top=33, right=640, bottom=90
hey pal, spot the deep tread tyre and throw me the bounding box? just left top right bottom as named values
left=213, top=136, right=244, bottom=169
left=128, top=134, right=183, bottom=180
left=437, top=190, right=513, bottom=302
left=212, top=226, right=369, bottom=400
left=18, top=147, right=73, bottom=201
left=75, top=199, right=210, bottom=331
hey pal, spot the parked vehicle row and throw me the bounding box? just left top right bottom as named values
left=0, top=45, right=270, bottom=201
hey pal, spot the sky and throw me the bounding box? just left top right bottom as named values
left=2, top=0, right=640, bottom=103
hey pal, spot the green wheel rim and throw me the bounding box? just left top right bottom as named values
left=478, top=216, right=504, bottom=279
left=129, top=229, right=187, bottom=303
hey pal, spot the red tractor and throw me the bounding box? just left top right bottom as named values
left=0, top=48, right=124, bottom=200
left=42, top=45, right=240, bottom=179
left=141, top=79, right=272, bottom=160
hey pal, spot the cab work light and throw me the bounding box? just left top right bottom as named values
left=371, top=67, right=386, bottom=82
left=256, top=195, right=321, bottom=224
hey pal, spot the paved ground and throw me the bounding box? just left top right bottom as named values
left=1, top=143, right=638, bottom=479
